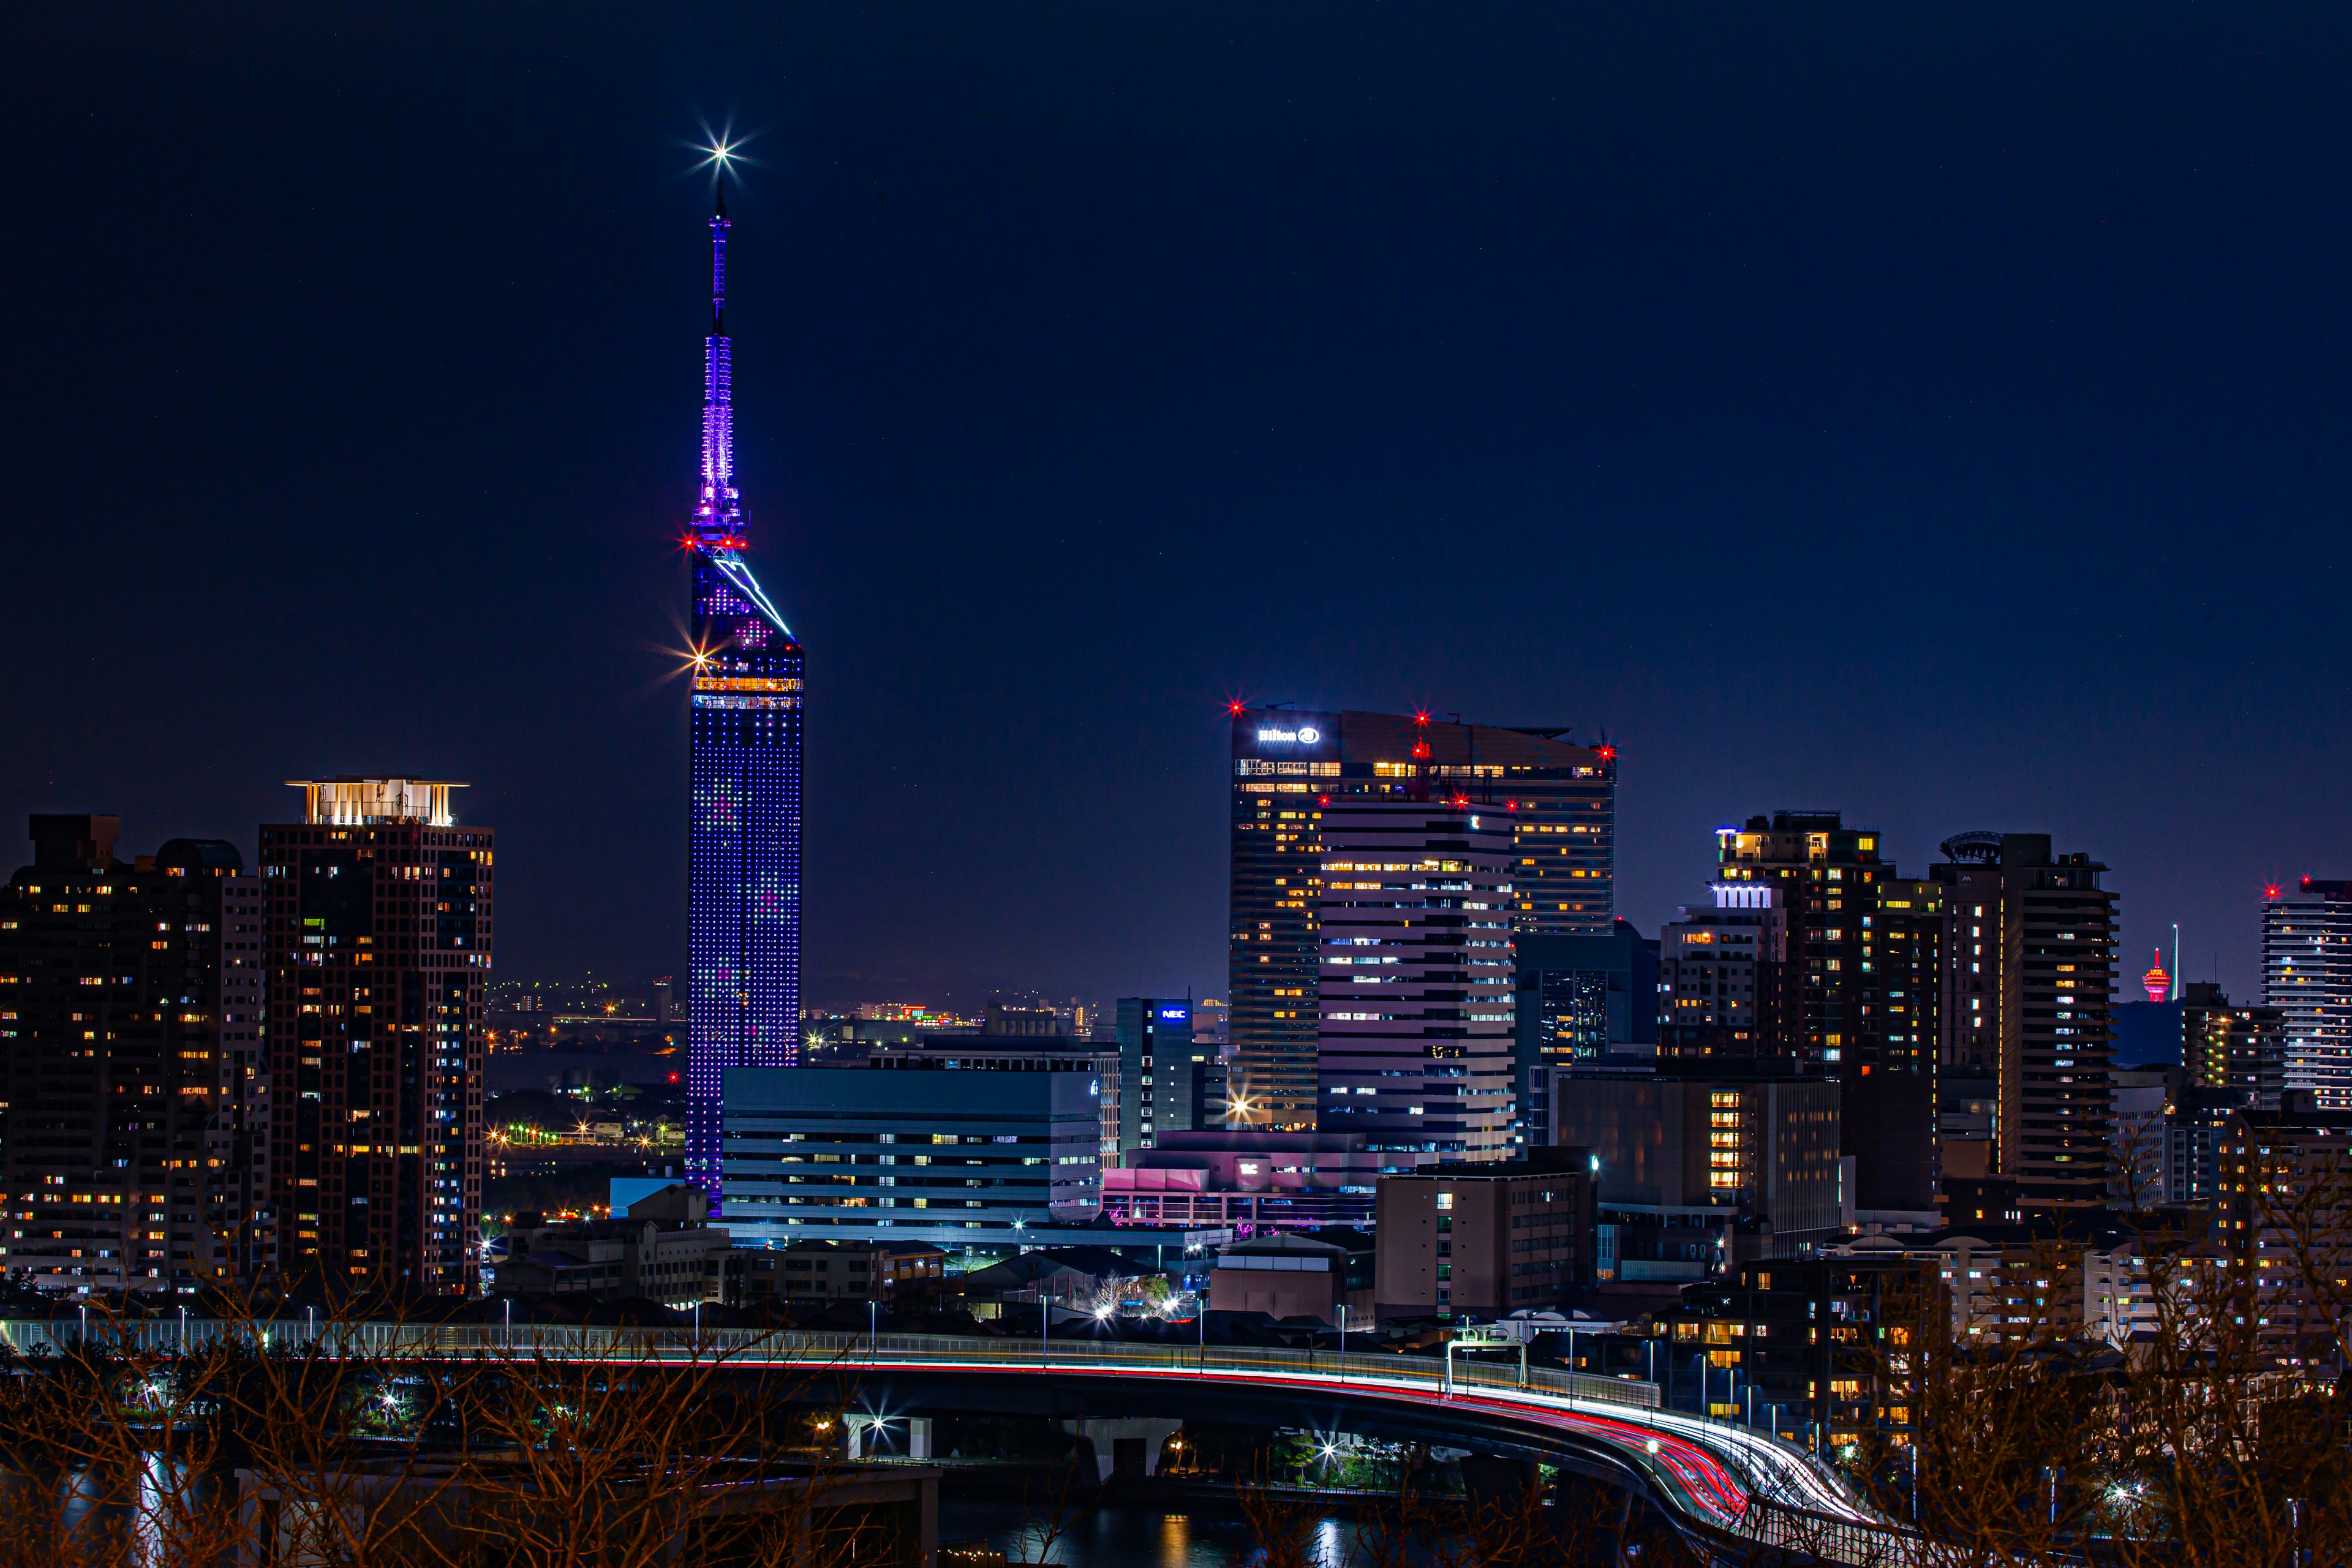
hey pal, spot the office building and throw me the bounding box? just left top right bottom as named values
left=263, top=778, right=491, bottom=1295
left=488, top=1183, right=730, bottom=1306
left=1, top=817, right=270, bottom=1293
left=1930, top=832, right=2117, bottom=1207
left=1515, top=922, right=1659, bottom=1147
left=2179, top=981, right=2285, bottom=1110
left=1372, top=1148, right=1596, bottom=1318
left=1100, top=1129, right=1382, bottom=1228
left=1316, top=797, right=1517, bottom=1165
left=1656, top=888, right=1787, bottom=1060
left=722, top=1064, right=1104, bottom=1251
left=1554, top=1069, right=1844, bottom=1261
left=1159, top=1052, right=1228, bottom=1136
left=1115, top=997, right=1193, bottom=1154
left=685, top=185, right=807, bottom=1194
left=1228, top=708, right=1615, bottom=1130
left=871, top=1008, right=1120, bottom=1169
left=2263, top=880, right=2352, bottom=1108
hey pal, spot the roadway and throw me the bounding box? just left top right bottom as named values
left=0, top=1319, right=1903, bottom=1562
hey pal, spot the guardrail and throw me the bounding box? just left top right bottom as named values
left=0, top=1317, right=1658, bottom=1411
left=0, top=1317, right=1926, bottom=1565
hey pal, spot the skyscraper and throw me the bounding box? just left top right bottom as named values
left=1114, top=997, right=1194, bottom=1155
left=685, top=186, right=805, bottom=1195
left=263, top=779, right=489, bottom=1294
left=1930, top=832, right=2117, bottom=1207
left=1, top=817, right=270, bottom=1293
left=1227, top=708, right=1613, bottom=1129
left=2262, top=879, right=2352, bottom=1109
left=1316, top=797, right=1518, bottom=1164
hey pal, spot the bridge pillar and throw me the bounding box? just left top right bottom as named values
left=908, top=1416, right=933, bottom=1460
left=1060, top=1417, right=1183, bottom=1482
left=843, top=1413, right=878, bottom=1460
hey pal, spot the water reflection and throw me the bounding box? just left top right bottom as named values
left=944, top=1499, right=1364, bottom=1567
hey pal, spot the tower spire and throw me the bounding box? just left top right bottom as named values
left=695, top=181, right=740, bottom=552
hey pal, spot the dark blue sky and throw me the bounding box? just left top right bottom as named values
left=5, top=6, right=2348, bottom=1009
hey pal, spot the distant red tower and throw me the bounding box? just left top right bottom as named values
left=2142, top=949, right=2171, bottom=1005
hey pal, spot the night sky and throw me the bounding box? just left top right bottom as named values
left=5, top=7, right=2349, bottom=1009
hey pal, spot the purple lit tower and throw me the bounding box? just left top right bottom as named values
left=685, top=184, right=804, bottom=1197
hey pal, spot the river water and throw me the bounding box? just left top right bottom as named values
left=939, top=1499, right=1365, bottom=1567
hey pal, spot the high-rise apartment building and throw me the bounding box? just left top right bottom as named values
left=1, top=817, right=270, bottom=1293
left=1228, top=708, right=1613, bottom=1128
left=1712, top=812, right=1887, bottom=1067
left=685, top=186, right=805, bottom=1195
left=1314, top=798, right=1517, bottom=1165
left=1656, top=886, right=1789, bottom=1059
left=2179, top=981, right=2285, bottom=1110
left=1709, top=813, right=1940, bottom=1210
left=2262, top=880, right=2352, bottom=1109
left=1930, top=832, right=2117, bottom=1207
left=263, top=779, right=489, bottom=1295
left=1852, top=876, right=1943, bottom=1211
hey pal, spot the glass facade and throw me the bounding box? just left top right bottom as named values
left=1227, top=709, right=1615, bottom=1133
left=686, top=189, right=804, bottom=1194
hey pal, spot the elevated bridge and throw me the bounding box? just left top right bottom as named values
left=0, top=1319, right=1913, bottom=1564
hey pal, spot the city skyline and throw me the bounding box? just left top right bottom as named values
left=7, top=9, right=2351, bottom=1012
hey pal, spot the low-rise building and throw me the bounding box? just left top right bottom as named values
left=1101, top=1130, right=1381, bottom=1229
left=744, top=1238, right=947, bottom=1304
left=489, top=1184, right=731, bottom=1306
left=1208, top=1228, right=1374, bottom=1323
left=1373, top=1148, right=1595, bottom=1319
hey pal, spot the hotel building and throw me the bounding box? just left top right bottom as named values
left=1227, top=708, right=1613, bottom=1129
left=1315, top=797, right=1518, bottom=1165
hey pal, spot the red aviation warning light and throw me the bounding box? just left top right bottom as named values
left=1227, top=698, right=1247, bottom=715
left=1594, top=744, right=1618, bottom=763
left=2141, top=950, right=2171, bottom=1005
left=2266, top=883, right=2284, bottom=900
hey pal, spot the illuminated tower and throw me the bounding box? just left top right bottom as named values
left=686, top=184, right=805, bottom=1197
left=2141, top=951, right=2171, bottom=1005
